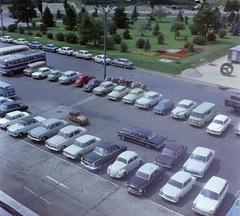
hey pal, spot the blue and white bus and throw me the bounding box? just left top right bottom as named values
left=0, top=45, right=30, bottom=56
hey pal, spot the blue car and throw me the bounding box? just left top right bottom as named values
left=226, top=194, right=240, bottom=216
left=153, top=99, right=175, bottom=115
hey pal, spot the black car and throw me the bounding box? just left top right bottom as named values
left=0, top=101, right=28, bottom=117
left=154, top=142, right=188, bottom=168
left=81, top=142, right=127, bottom=170
left=83, top=78, right=102, bottom=92
left=117, top=127, right=166, bottom=149
left=126, top=163, right=166, bottom=196
left=42, top=44, right=58, bottom=52
left=27, top=41, right=43, bottom=49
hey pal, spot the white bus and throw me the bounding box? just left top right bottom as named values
left=0, top=45, right=30, bottom=56
left=0, top=50, right=46, bottom=76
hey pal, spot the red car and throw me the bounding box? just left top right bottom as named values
left=75, top=74, right=96, bottom=87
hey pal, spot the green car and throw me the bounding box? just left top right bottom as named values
left=47, top=70, right=63, bottom=81
left=122, top=88, right=145, bottom=104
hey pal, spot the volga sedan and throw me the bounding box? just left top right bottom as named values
left=206, top=114, right=231, bottom=135
left=107, top=86, right=130, bottom=101
left=154, top=99, right=175, bottom=115
left=112, top=58, right=134, bottom=69
left=135, top=91, right=163, bottom=109
left=122, top=88, right=145, bottom=104
left=171, top=99, right=197, bottom=119
left=159, top=171, right=196, bottom=203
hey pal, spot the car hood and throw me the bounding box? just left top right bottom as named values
left=29, top=126, right=47, bottom=135
left=151, top=135, right=166, bottom=145
left=83, top=152, right=103, bottom=163
left=136, top=98, right=151, bottom=104
left=64, top=144, right=82, bottom=155
left=172, top=107, right=186, bottom=114
left=93, top=86, right=104, bottom=92
left=59, top=76, right=68, bottom=81
left=185, top=159, right=206, bottom=172
left=194, top=194, right=218, bottom=213
left=8, top=123, right=24, bottom=132
left=109, top=161, right=126, bottom=175
left=226, top=201, right=240, bottom=216
left=47, top=135, right=65, bottom=146
left=123, top=94, right=137, bottom=100
left=32, top=72, right=42, bottom=76
left=0, top=118, right=10, bottom=124
left=155, top=154, right=174, bottom=165
left=207, top=123, right=223, bottom=131
left=154, top=105, right=165, bottom=110
left=84, top=83, right=93, bottom=89
left=127, top=176, right=148, bottom=190
left=108, top=91, right=119, bottom=97
left=48, top=74, right=57, bottom=78
left=77, top=116, right=87, bottom=121
left=162, top=183, right=181, bottom=197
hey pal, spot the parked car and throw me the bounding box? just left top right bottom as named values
left=107, top=86, right=130, bottom=101
left=154, top=142, right=188, bottom=168
left=171, top=99, right=197, bottom=120
left=117, top=126, right=166, bottom=149
left=42, top=44, right=58, bottom=52
left=235, top=123, right=240, bottom=135
left=0, top=36, right=14, bottom=43
left=0, top=101, right=28, bottom=118
left=107, top=151, right=142, bottom=178
left=75, top=74, right=96, bottom=87
left=135, top=91, right=163, bottom=109
left=14, top=38, right=29, bottom=45
left=93, top=54, right=112, bottom=65
left=126, top=163, right=166, bottom=196
left=81, top=142, right=127, bottom=170
left=28, top=118, right=70, bottom=142
left=0, top=111, right=30, bottom=129
left=7, top=116, right=46, bottom=137
left=47, top=70, right=64, bottom=81
left=192, top=176, right=229, bottom=215
left=206, top=114, right=231, bottom=135
left=58, top=71, right=81, bottom=84
left=93, top=81, right=117, bottom=96
left=32, top=67, right=52, bottom=79
left=0, top=96, right=13, bottom=105
left=63, top=134, right=102, bottom=160
left=57, top=47, right=74, bottom=56
left=45, top=125, right=88, bottom=151
left=67, top=110, right=89, bottom=125
left=159, top=171, right=196, bottom=203
left=122, top=88, right=145, bottom=104
left=112, top=58, right=134, bottom=69
left=226, top=194, right=240, bottom=216
left=154, top=99, right=175, bottom=115
left=182, top=147, right=215, bottom=178
left=26, top=41, right=43, bottom=49
left=73, top=50, right=93, bottom=60
left=83, top=78, right=102, bottom=92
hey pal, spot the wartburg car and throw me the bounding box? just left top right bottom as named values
left=67, top=110, right=89, bottom=125
left=206, top=114, right=231, bottom=135
left=122, top=88, right=145, bottom=104
left=135, top=91, right=163, bottom=109
left=171, top=99, right=197, bottom=119
left=107, top=86, right=130, bottom=101
left=93, top=81, right=117, bottom=96
left=83, top=79, right=102, bottom=92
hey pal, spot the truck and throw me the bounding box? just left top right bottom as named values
left=224, top=95, right=240, bottom=115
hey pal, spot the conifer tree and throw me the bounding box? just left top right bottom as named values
left=41, top=6, right=55, bottom=27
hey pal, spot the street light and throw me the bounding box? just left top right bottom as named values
left=94, top=5, right=117, bottom=80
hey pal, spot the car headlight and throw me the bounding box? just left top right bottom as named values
left=193, top=203, right=196, bottom=208
left=199, top=171, right=202, bottom=175
left=139, top=189, right=142, bottom=193
left=210, top=210, right=213, bottom=215
left=159, top=190, right=163, bottom=195
left=198, top=122, right=201, bottom=125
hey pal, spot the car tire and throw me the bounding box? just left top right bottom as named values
left=77, top=121, right=81, bottom=126
left=147, top=105, right=151, bottom=110
left=123, top=65, right=127, bottom=69
left=76, top=154, right=82, bottom=160
left=61, top=145, right=67, bottom=151
left=163, top=111, right=166, bottom=115
left=42, top=136, right=48, bottom=142
left=9, top=70, right=14, bottom=76
left=183, top=114, right=186, bottom=120
left=90, top=88, right=93, bottom=93
left=121, top=135, right=126, bottom=141
left=101, top=92, right=105, bottom=96
left=112, top=63, right=115, bottom=66
left=65, top=53, right=68, bottom=56
left=101, top=61, right=104, bottom=65
left=122, top=172, right=126, bottom=178
left=145, top=144, right=150, bottom=149
left=143, top=189, right=147, bottom=195
left=50, top=50, right=53, bottom=53
left=68, top=79, right=72, bottom=84
left=55, top=78, right=58, bottom=82
left=18, top=132, right=23, bottom=137
left=116, top=97, right=119, bottom=101
left=176, top=196, right=182, bottom=203
left=38, top=76, right=42, bottom=80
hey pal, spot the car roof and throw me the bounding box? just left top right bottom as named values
left=75, top=134, right=100, bottom=142
left=64, top=71, right=75, bottom=74
left=59, top=125, right=83, bottom=133
left=145, top=91, right=158, bottom=96
left=102, top=81, right=113, bottom=85
left=42, top=118, right=61, bottom=124
left=69, top=110, right=82, bottom=115
left=118, top=151, right=138, bottom=160
left=20, top=116, right=35, bottom=122
left=79, top=50, right=88, bottom=52
left=138, top=163, right=159, bottom=175
left=5, top=110, right=22, bottom=117
left=179, top=99, right=194, bottom=105
left=171, top=171, right=192, bottom=183
left=118, top=58, right=129, bottom=61
left=97, top=142, right=119, bottom=150
left=160, top=99, right=172, bottom=103
left=47, top=44, right=55, bottom=46
left=1, top=101, right=18, bottom=106
left=135, top=127, right=152, bottom=135
left=164, top=142, right=184, bottom=151
left=114, top=85, right=126, bottom=90
left=204, top=176, right=227, bottom=194
left=214, top=114, right=228, bottom=121
left=78, top=74, right=88, bottom=77
left=192, top=147, right=213, bottom=157
left=62, top=47, right=70, bottom=49
left=130, top=88, right=144, bottom=93
left=38, top=67, right=49, bottom=70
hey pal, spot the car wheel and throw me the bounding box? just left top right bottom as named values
left=76, top=154, right=82, bottom=160
left=83, top=83, right=86, bottom=87
left=112, top=63, right=115, bottom=66
left=143, top=189, right=147, bottom=195
left=18, top=132, right=23, bottom=137
left=183, top=114, right=186, bottom=120
left=116, top=97, right=119, bottom=101
left=123, top=65, right=127, bottom=69
left=55, top=78, right=58, bottom=82
left=42, top=136, right=48, bottom=142
left=83, top=57, right=86, bottom=60
left=147, top=105, right=151, bottom=110
left=101, top=61, right=104, bottom=65
left=61, top=145, right=67, bottom=151
left=9, top=70, right=14, bottom=76
left=38, top=76, right=42, bottom=80
left=50, top=50, right=53, bottom=53
left=162, top=111, right=166, bottom=115
left=145, top=144, right=150, bottom=149
left=65, top=53, right=68, bottom=56
left=122, top=172, right=126, bottom=178
left=101, top=92, right=105, bottom=96
left=121, top=135, right=126, bottom=141
left=90, top=88, right=93, bottom=93
left=77, top=121, right=81, bottom=126
left=68, top=79, right=72, bottom=84
left=176, top=196, right=182, bottom=203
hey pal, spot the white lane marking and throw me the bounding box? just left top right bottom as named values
left=226, top=123, right=239, bottom=136
left=24, top=187, right=52, bottom=205
left=46, top=176, right=70, bottom=189
left=72, top=95, right=97, bottom=107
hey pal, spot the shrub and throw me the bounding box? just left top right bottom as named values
left=157, top=32, right=164, bottom=44
left=1, top=26, right=7, bottom=31
left=65, top=33, right=78, bottom=43
left=27, top=31, right=33, bottom=35
left=56, top=32, right=65, bottom=41
left=189, top=42, right=194, bottom=52
left=32, top=21, right=36, bottom=27
left=79, top=35, right=89, bottom=45
left=193, top=35, right=205, bottom=45
left=112, top=34, right=122, bottom=44
left=144, top=39, right=151, bottom=51
left=189, top=24, right=198, bottom=35
left=18, top=26, right=25, bottom=34
left=120, top=41, right=128, bottom=52
left=35, top=32, right=42, bottom=37
left=47, top=32, right=53, bottom=39
left=136, top=38, right=145, bottom=48
left=217, top=28, right=227, bottom=38
left=122, top=28, right=132, bottom=39
left=56, top=9, right=63, bottom=18
left=7, top=24, right=17, bottom=32
left=184, top=41, right=190, bottom=48
left=207, top=32, right=216, bottom=41
left=40, top=24, right=47, bottom=33
left=106, top=37, right=116, bottom=50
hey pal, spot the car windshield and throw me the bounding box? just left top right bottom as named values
left=116, top=157, right=127, bottom=164
left=4, top=86, right=14, bottom=91
left=93, top=146, right=107, bottom=156
left=178, top=103, right=188, bottom=109
left=58, top=131, right=68, bottom=138
left=213, top=119, right=223, bottom=125
left=162, top=148, right=176, bottom=157
left=136, top=171, right=149, bottom=180
left=201, top=188, right=219, bottom=200
left=74, top=140, right=84, bottom=148
left=129, top=91, right=137, bottom=95
left=41, top=123, right=49, bottom=130
left=168, top=179, right=182, bottom=189
left=159, top=102, right=167, bottom=107
left=235, top=200, right=240, bottom=208
left=113, top=88, right=121, bottom=92
left=191, top=111, right=204, bottom=119
left=85, top=51, right=90, bottom=54
left=99, top=83, right=107, bottom=88
left=190, top=153, right=207, bottom=162
left=63, top=74, right=69, bottom=77
left=146, top=131, right=156, bottom=140
left=4, top=115, right=11, bottom=120
left=144, top=94, right=153, bottom=99
left=88, top=80, right=95, bottom=84
left=18, top=120, right=27, bottom=126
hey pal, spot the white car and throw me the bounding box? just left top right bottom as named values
left=107, top=86, right=130, bottom=101
left=32, top=67, right=52, bottom=79
left=159, top=171, right=196, bottom=203
left=73, top=50, right=93, bottom=60
left=56, top=47, right=74, bottom=56
left=93, top=54, right=112, bottom=65
left=0, top=111, right=30, bottom=129
left=235, top=123, right=240, bottom=135
left=171, top=99, right=197, bottom=119
left=107, top=151, right=142, bottom=178
left=182, top=147, right=215, bottom=178
left=135, top=91, right=163, bottom=109
left=58, top=71, right=81, bottom=84
left=45, top=125, right=88, bottom=151
left=192, top=176, right=229, bottom=216
left=93, top=81, right=117, bottom=96
left=63, top=134, right=102, bottom=160
left=206, top=114, right=231, bottom=135
left=0, top=36, right=14, bottom=43
left=0, top=96, right=13, bottom=105
left=14, top=38, right=29, bottom=45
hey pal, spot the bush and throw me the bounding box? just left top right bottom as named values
left=207, top=32, right=216, bottom=41
left=217, top=28, right=227, bottom=38
left=79, top=35, right=89, bottom=45
left=189, top=42, right=194, bottom=52
left=56, top=32, right=65, bottom=41
left=157, top=32, right=164, bottom=44
left=32, top=21, right=36, bottom=27
left=7, top=24, right=17, bottom=32
left=184, top=41, right=190, bottom=48
left=189, top=24, right=198, bottom=35
left=65, top=33, right=78, bottom=43
left=40, top=24, right=47, bottom=33
left=47, top=32, right=53, bottom=39
left=106, top=37, right=116, bottom=50
left=193, top=36, right=205, bottom=45
left=120, top=42, right=128, bottom=52
left=18, top=26, right=25, bottom=34
left=122, top=28, right=132, bottom=39
left=35, top=32, right=42, bottom=37
left=136, top=38, right=145, bottom=48
left=144, top=39, right=151, bottom=51
left=1, top=26, right=7, bottom=31
left=27, top=31, right=33, bottom=35
left=112, top=34, right=122, bottom=44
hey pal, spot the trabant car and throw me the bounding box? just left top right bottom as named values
left=75, top=74, right=96, bottom=87
left=112, top=58, right=134, bottom=69
left=67, top=110, right=89, bottom=125
left=32, top=67, right=52, bottom=79
left=56, top=47, right=74, bottom=56
left=73, top=50, right=93, bottom=60
left=93, top=81, right=117, bottom=96
left=171, top=99, right=197, bottom=119
left=93, top=54, right=111, bottom=65
left=135, top=91, right=163, bottom=109
left=107, top=86, right=130, bottom=101
left=0, top=36, right=14, bottom=43
left=122, top=88, right=145, bottom=104
left=83, top=79, right=102, bottom=92
left=0, top=101, right=28, bottom=118
left=58, top=71, right=81, bottom=84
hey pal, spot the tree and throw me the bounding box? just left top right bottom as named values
left=41, top=6, right=55, bottom=27
left=176, top=10, right=184, bottom=22
left=137, top=19, right=151, bottom=36
left=154, top=7, right=167, bottom=22
left=131, top=5, right=139, bottom=20
left=144, top=39, right=151, bottom=51
left=63, top=6, right=77, bottom=30
left=108, top=22, right=118, bottom=35
left=63, top=0, right=70, bottom=11
left=152, top=21, right=160, bottom=35
left=56, top=9, right=63, bottom=18
left=170, top=21, right=185, bottom=40
left=122, top=28, right=132, bottom=39
left=8, top=0, right=37, bottom=28
left=36, top=0, right=42, bottom=15
left=149, top=0, right=154, bottom=10
left=224, top=0, right=239, bottom=12
left=78, top=8, right=88, bottom=24
left=112, top=7, right=129, bottom=29
left=227, top=11, right=236, bottom=24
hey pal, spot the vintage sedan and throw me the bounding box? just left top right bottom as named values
left=126, top=163, right=166, bottom=196
left=63, top=134, right=102, bottom=160
left=81, top=142, right=127, bottom=170
left=160, top=171, right=196, bottom=203
left=47, top=70, right=64, bottom=81
left=14, top=38, right=29, bottom=45
left=93, top=54, right=112, bottom=65
left=93, top=81, right=117, bottom=96
left=171, top=99, right=197, bottom=119
left=154, top=143, right=188, bottom=168
left=75, top=74, right=96, bottom=87
left=112, top=58, right=134, bottom=69
left=42, top=44, right=58, bottom=52
left=73, top=50, right=93, bottom=59
left=135, top=91, right=163, bottom=109
left=0, top=36, right=14, bottom=43
left=107, top=86, right=130, bottom=101
left=117, top=126, right=166, bottom=149
left=67, top=110, right=89, bottom=125
left=226, top=194, right=240, bottom=216
left=0, top=101, right=28, bottom=118
left=182, top=147, right=215, bottom=178
left=56, top=47, right=74, bottom=56
left=83, top=79, right=102, bottom=92
left=7, top=116, right=46, bottom=137
left=28, top=118, right=70, bottom=142
left=32, top=67, right=52, bottom=79
left=154, top=99, right=175, bottom=115
left=0, top=111, right=30, bottom=129
left=107, top=151, right=142, bottom=178
left=192, top=176, right=229, bottom=216
left=122, top=88, right=145, bottom=104
left=58, top=71, right=81, bottom=84
left=26, top=41, right=42, bottom=49
left=0, top=96, right=13, bottom=105
left=206, top=114, right=231, bottom=135
left=45, top=125, right=88, bottom=151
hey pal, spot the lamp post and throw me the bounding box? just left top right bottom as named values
left=94, top=5, right=116, bottom=80
left=0, top=1, right=4, bottom=37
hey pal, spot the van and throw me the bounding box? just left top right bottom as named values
left=23, top=61, right=47, bottom=76
left=0, top=81, right=16, bottom=98
left=188, top=102, right=217, bottom=126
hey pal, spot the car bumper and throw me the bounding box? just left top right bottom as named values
left=81, top=161, right=100, bottom=170
left=192, top=207, right=213, bottom=216
left=206, top=129, right=221, bottom=135
left=171, top=113, right=185, bottom=119
left=126, top=187, right=142, bottom=195
left=45, top=144, right=61, bottom=151
left=182, top=168, right=203, bottom=178
left=135, top=103, right=148, bottom=108
left=159, top=193, right=178, bottom=203
left=28, top=135, right=42, bottom=141
left=154, top=109, right=163, bottom=114
left=63, top=152, right=76, bottom=159
left=8, top=131, right=19, bottom=137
